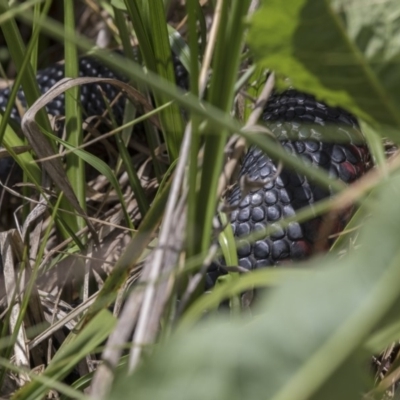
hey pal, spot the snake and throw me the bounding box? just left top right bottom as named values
left=0, top=52, right=369, bottom=285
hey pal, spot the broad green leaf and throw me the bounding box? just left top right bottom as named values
left=111, top=0, right=125, bottom=10
left=332, top=0, right=400, bottom=63
left=248, top=0, right=400, bottom=135
left=109, top=171, right=400, bottom=400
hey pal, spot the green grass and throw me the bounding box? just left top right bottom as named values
left=0, top=0, right=399, bottom=399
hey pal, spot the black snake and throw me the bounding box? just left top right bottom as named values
left=0, top=52, right=369, bottom=284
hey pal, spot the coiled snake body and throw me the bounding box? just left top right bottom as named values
left=0, top=53, right=369, bottom=282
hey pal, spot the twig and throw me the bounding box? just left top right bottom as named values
left=198, top=0, right=224, bottom=97
left=128, top=122, right=192, bottom=372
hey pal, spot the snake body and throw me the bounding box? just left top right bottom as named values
left=230, top=91, right=368, bottom=266
left=0, top=54, right=369, bottom=279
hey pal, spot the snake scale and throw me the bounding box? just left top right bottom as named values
left=0, top=52, right=369, bottom=285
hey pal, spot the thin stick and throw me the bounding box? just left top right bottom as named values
left=128, top=122, right=192, bottom=372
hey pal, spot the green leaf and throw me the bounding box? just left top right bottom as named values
left=248, top=0, right=400, bottom=134
left=109, top=171, right=400, bottom=400
left=218, top=211, right=238, bottom=267
left=62, top=0, right=85, bottom=235
left=14, top=310, right=116, bottom=400
left=0, top=122, right=41, bottom=184
left=111, top=0, right=126, bottom=10
left=195, top=0, right=252, bottom=259
left=124, top=0, right=184, bottom=160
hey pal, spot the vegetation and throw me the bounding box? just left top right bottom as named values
left=0, top=0, right=399, bottom=399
